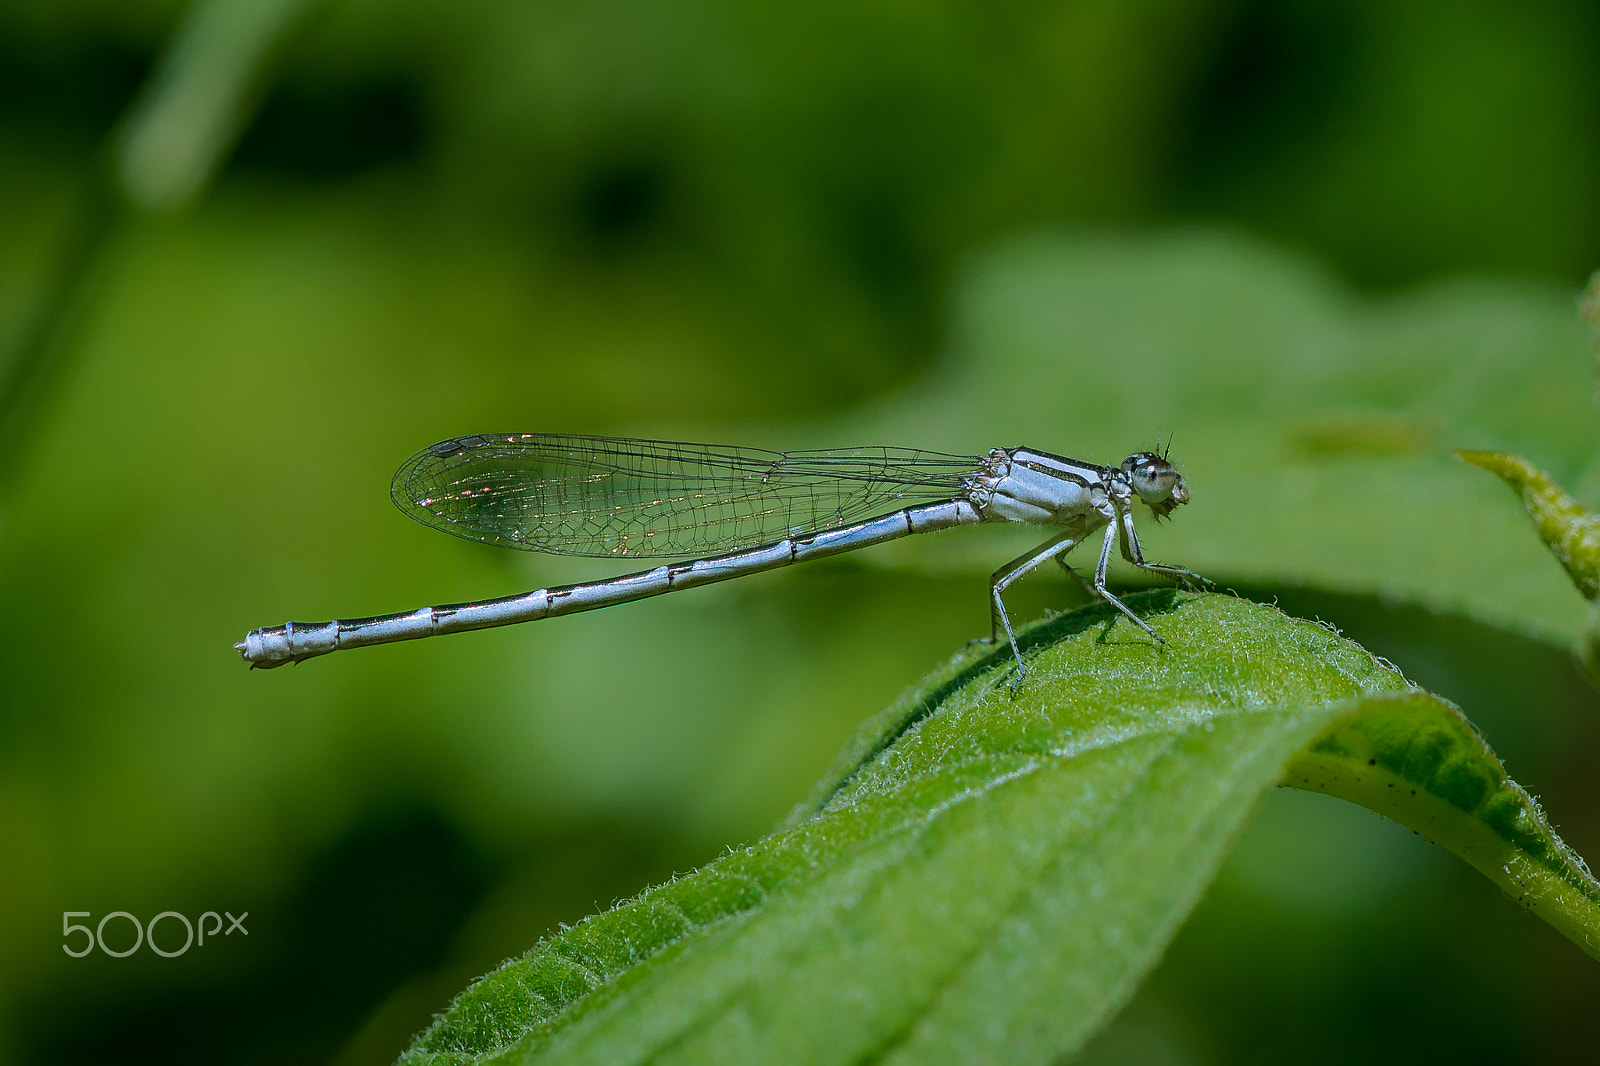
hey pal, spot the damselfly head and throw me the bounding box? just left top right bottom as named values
left=1121, top=452, right=1188, bottom=518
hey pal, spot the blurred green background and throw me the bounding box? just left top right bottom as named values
left=3, top=1, right=1600, bottom=1063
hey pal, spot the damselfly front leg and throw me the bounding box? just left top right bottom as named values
left=1116, top=506, right=1211, bottom=591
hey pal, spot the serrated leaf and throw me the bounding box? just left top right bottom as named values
left=398, top=594, right=1600, bottom=1066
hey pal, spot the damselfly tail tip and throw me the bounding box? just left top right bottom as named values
left=235, top=628, right=273, bottom=667
left=235, top=634, right=265, bottom=667
left=236, top=641, right=292, bottom=669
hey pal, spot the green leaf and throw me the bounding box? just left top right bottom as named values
left=398, top=594, right=1600, bottom=1066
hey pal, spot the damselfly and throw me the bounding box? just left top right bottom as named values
left=236, top=433, right=1206, bottom=683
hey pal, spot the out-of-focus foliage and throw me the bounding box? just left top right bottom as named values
left=2, top=1, right=1599, bottom=1064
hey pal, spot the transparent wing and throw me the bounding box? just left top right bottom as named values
left=391, top=433, right=984, bottom=558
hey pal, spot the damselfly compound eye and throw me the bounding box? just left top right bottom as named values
left=1121, top=452, right=1187, bottom=514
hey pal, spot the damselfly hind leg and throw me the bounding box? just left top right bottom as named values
left=977, top=531, right=1081, bottom=689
